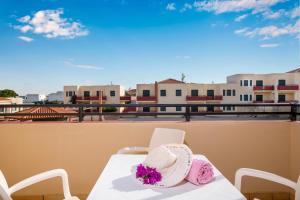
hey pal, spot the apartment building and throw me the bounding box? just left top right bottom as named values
left=24, top=94, right=46, bottom=103
left=0, top=97, right=23, bottom=114
left=47, top=91, right=64, bottom=102
left=63, top=85, right=130, bottom=112
left=136, top=68, right=300, bottom=112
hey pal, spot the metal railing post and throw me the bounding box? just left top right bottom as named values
left=185, top=106, right=190, bottom=122
left=290, top=104, right=297, bottom=121
left=78, top=106, right=84, bottom=122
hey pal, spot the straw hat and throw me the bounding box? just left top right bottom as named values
left=134, top=144, right=193, bottom=188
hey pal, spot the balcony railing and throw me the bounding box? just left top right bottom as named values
left=278, top=100, right=299, bottom=103
left=253, top=85, right=274, bottom=91
left=1, top=103, right=298, bottom=122
left=186, top=95, right=223, bottom=101
left=136, top=96, right=157, bottom=101
left=253, top=100, right=275, bottom=103
left=76, top=96, right=107, bottom=101
left=120, top=96, right=131, bottom=101
left=277, top=85, right=299, bottom=90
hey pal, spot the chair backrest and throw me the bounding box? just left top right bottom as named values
left=0, top=170, right=12, bottom=200
left=149, top=128, right=185, bottom=149
left=235, top=168, right=300, bottom=200
left=296, top=176, right=300, bottom=200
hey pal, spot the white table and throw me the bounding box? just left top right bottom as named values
left=87, top=154, right=246, bottom=200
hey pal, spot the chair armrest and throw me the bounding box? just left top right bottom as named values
left=235, top=168, right=297, bottom=191
left=8, top=169, right=79, bottom=200
left=117, top=146, right=149, bottom=154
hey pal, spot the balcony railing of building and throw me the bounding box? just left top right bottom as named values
left=277, top=85, right=299, bottom=90
left=0, top=103, right=299, bottom=122
left=253, top=100, right=275, bottom=103
left=186, top=95, right=223, bottom=101
left=136, top=96, right=157, bottom=101
left=76, top=96, right=107, bottom=101
left=120, top=96, right=131, bottom=101
left=253, top=85, right=275, bottom=90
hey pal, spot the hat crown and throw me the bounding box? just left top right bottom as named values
left=144, top=145, right=177, bottom=170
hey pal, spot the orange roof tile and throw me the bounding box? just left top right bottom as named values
left=6, top=107, right=77, bottom=121
left=287, top=67, right=300, bottom=73
left=158, top=78, right=184, bottom=84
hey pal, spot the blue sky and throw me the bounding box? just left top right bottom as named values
left=0, top=0, right=299, bottom=95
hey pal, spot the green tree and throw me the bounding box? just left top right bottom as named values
left=0, top=89, right=18, bottom=97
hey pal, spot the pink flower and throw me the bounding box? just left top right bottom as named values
left=136, top=164, right=162, bottom=185
left=185, top=159, right=214, bottom=185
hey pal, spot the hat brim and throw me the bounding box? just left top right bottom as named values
left=132, top=144, right=193, bottom=188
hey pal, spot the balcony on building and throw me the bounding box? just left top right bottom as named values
left=76, top=96, right=107, bottom=101
left=120, top=96, right=131, bottom=101
left=136, top=96, right=157, bottom=101
left=253, top=100, right=275, bottom=103
left=277, top=84, right=299, bottom=91
left=186, top=95, right=223, bottom=101
left=253, top=85, right=275, bottom=91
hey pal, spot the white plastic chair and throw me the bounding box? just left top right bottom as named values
left=117, top=128, right=186, bottom=154
left=235, top=168, right=300, bottom=200
left=0, top=169, right=79, bottom=200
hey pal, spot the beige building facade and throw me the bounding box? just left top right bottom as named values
left=63, top=85, right=129, bottom=112
left=0, top=97, right=24, bottom=114
left=136, top=68, right=300, bottom=112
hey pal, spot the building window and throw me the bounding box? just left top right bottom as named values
left=143, top=90, right=150, bottom=97
left=244, top=80, right=249, bottom=87
left=223, top=90, right=226, bottom=96
left=240, top=80, right=243, bottom=86
left=96, top=91, right=100, bottom=97
left=250, top=95, right=252, bottom=101
left=226, top=90, right=232, bottom=96
left=176, top=106, right=182, bottom=111
left=244, top=94, right=248, bottom=101
left=0, top=107, right=4, bottom=112
left=278, top=79, right=286, bottom=86
left=250, top=80, right=252, bottom=86
left=256, top=80, right=263, bottom=86
left=143, top=107, right=150, bottom=112
left=232, top=106, right=235, bottom=111
left=256, top=95, right=263, bottom=102
left=160, top=106, right=166, bottom=112
left=191, top=106, right=198, bottom=112
left=84, top=91, right=90, bottom=97
left=66, top=92, right=68, bottom=97
left=240, top=94, right=243, bottom=101
left=176, top=89, right=182, bottom=96
left=207, top=90, right=214, bottom=96
left=68, top=91, right=73, bottom=97
left=191, top=90, right=198, bottom=97
left=160, top=90, right=166, bottom=97
left=110, top=91, right=116, bottom=97
left=233, top=90, right=236, bottom=96
left=227, top=106, right=232, bottom=111
left=278, top=94, right=286, bottom=102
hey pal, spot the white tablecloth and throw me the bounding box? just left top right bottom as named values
left=87, top=154, right=246, bottom=200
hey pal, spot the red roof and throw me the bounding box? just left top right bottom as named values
left=158, top=78, right=184, bottom=84
left=287, top=67, right=300, bottom=73
left=6, top=107, right=77, bottom=121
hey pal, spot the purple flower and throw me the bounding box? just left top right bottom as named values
left=136, top=164, right=162, bottom=185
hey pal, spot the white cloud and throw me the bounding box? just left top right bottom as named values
left=175, top=55, right=191, bottom=59
left=260, top=43, right=279, bottom=47
left=193, top=0, right=284, bottom=14
left=166, top=3, right=176, bottom=11
left=262, top=9, right=285, bottom=19
left=15, top=9, right=89, bottom=39
left=18, top=36, right=34, bottom=42
left=180, top=3, right=193, bottom=12
left=241, top=20, right=300, bottom=40
left=235, top=14, right=248, bottom=22
left=234, top=27, right=249, bottom=34
left=291, top=7, right=300, bottom=18
left=64, top=61, right=103, bottom=70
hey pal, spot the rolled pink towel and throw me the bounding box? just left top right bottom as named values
left=185, top=159, right=214, bottom=185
